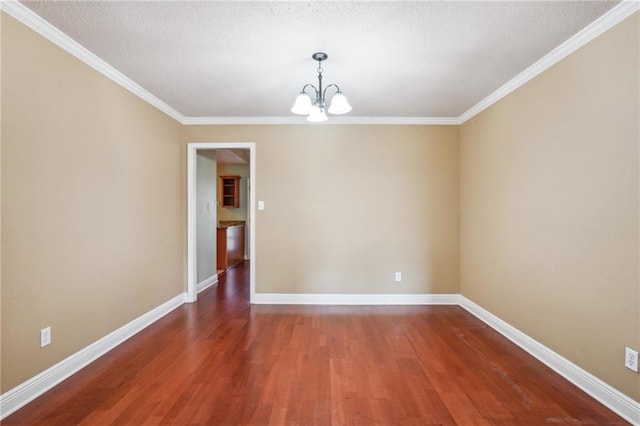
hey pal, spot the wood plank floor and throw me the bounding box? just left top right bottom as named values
left=4, top=262, right=628, bottom=425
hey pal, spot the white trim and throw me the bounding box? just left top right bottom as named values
left=182, top=116, right=461, bottom=126
left=0, top=0, right=184, bottom=123
left=0, top=294, right=185, bottom=420
left=185, top=146, right=198, bottom=303
left=0, top=0, right=458, bottom=128
left=2, top=292, right=637, bottom=422
left=458, top=296, right=640, bottom=425
left=196, top=274, right=218, bottom=294
left=186, top=143, right=257, bottom=304
left=252, top=293, right=459, bottom=305
left=248, top=146, right=256, bottom=303
left=458, top=0, right=640, bottom=123
left=3, top=0, right=638, bottom=127
left=189, top=1, right=639, bottom=127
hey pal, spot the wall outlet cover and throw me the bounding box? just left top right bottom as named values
left=625, top=347, right=638, bottom=372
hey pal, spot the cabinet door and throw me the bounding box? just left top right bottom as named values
left=220, top=176, right=240, bottom=208
left=216, top=228, right=227, bottom=270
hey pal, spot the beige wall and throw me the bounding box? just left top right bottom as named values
left=185, top=125, right=460, bottom=295
left=1, top=13, right=184, bottom=392
left=460, top=13, right=640, bottom=401
left=2, top=2, right=638, bottom=409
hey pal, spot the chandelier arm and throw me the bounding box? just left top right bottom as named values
left=301, top=83, right=319, bottom=102
left=322, top=83, right=341, bottom=101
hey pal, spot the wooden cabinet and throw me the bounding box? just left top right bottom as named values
left=219, top=176, right=240, bottom=208
left=217, top=225, right=245, bottom=272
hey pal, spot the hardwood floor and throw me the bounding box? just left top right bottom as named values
left=4, top=262, right=628, bottom=425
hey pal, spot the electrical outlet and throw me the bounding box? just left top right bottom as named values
left=625, top=347, right=638, bottom=372
left=395, top=272, right=402, bottom=282
left=40, top=327, right=51, bottom=347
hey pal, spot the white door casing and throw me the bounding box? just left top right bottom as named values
left=186, top=142, right=256, bottom=303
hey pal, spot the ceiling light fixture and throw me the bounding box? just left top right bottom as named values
left=291, top=52, right=351, bottom=122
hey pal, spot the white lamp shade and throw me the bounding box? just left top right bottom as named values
left=291, top=93, right=312, bottom=115
left=328, top=92, right=352, bottom=115
left=307, top=106, right=328, bottom=122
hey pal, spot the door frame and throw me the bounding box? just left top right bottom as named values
left=186, top=142, right=256, bottom=303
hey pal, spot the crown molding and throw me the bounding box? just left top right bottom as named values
left=3, top=0, right=637, bottom=127
left=1, top=0, right=456, bottom=127
left=0, top=0, right=185, bottom=123
left=183, top=116, right=310, bottom=125
left=182, top=116, right=461, bottom=126
left=458, top=0, right=640, bottom=124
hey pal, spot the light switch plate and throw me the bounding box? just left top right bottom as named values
left=258, top=201, right=265, bottom=210
left=41, top=327, right=51, bottom=347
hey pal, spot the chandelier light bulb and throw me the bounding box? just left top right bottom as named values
left=328, top=92, right=352, bottom=115
left=291, top=93, right=312, bottom=115
left=307, top=106, right=328, bottom=122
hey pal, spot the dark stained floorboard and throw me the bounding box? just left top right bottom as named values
left=4, top=262, right=629, bottom=425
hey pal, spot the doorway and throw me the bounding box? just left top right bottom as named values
left=186, top=142, right=256, bottom=303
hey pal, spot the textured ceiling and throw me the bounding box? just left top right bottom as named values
left=20, top=1, right=619, bottom=119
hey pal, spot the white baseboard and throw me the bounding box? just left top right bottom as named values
left=458, top=296, right=640, bottom=425
left=196, top=274, right=218, bottom=294
left=252, top=293, right=459, bottom=305
left=3, top=291, right=637, bottom=424
left=0, top=293, right=185, bottom=420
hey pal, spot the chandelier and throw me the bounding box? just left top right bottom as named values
left=291, top=52, right=352, bottom=122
